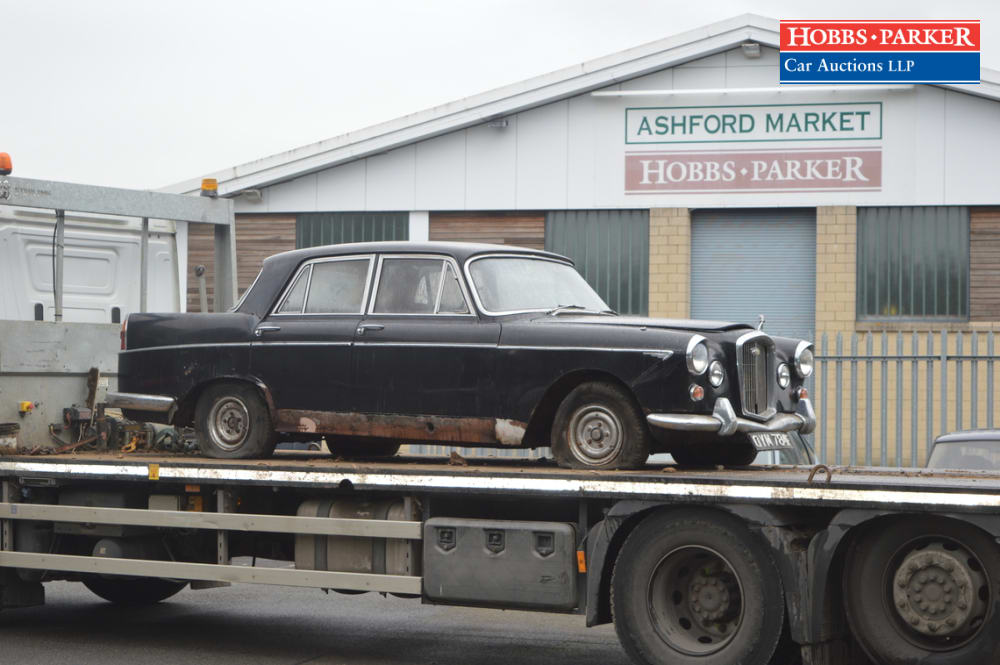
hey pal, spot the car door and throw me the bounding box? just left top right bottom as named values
left=352, top=254, right=501, bottom=419
left=250, top=254, right=374, bottom=418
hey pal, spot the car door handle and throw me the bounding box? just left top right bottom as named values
left=356, top=324, right=384, bottom=335
left=254, top=325, right=281, bottom=337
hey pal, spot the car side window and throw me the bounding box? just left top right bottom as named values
left=275, top=266, right=311, bottom=314
left=373, top=258, right=470, bottom=315
left=304, top=259, right=370, bottom=314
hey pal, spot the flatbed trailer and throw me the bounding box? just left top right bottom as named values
left=0, top=452, right=998, bottom=665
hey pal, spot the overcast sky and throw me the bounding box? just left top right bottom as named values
left=5, top=1, right=997, bottom=190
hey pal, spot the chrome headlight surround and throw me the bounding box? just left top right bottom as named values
left=708, top=360, right=725, bottom=387
left=686, top=335, right=709, bottom=375
left=794, top=341, right=814, bottom=378
left=777, top=362, right=791, bottom=389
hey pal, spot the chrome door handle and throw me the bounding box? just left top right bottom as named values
left=356, top=323, right=385, bottom=335
left=254, top=325, right=281, bottom=337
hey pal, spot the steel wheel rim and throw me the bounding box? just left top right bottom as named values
left=567, top=404, right=623, bottom=466
left=646, top=545, right=745, bottom=656
left=882, top=535, right=991, bottom=651
left=208, top=396, right=250, bottom=451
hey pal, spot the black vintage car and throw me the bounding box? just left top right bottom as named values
left=112, top=241, right=816, bottom=469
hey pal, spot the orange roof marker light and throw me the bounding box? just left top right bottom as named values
left=200, top=178, right=218, bottom=198
left=0, top=153, right=12, bottom=176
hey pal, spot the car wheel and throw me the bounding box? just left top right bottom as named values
left=551, top=381, right=650, bottom=469
left=328, top=436, right=401, bottom=458
left=611, top=509, right=785, bottom=665
left=83, top=576, right=186, bottom=605
left=843, top=516, right=1000, bottom=665
left=195, top=382, right=276, bottom=459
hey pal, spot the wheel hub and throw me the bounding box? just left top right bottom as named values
left=892, top=543, right=983, bottom=638
left=688, top=570, right=738, bottom=625
left=209, top=397, right=250, bottom=450
left=567, top=405, right=623, bottom=465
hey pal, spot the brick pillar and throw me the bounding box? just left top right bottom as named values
left=815, top=206, right=857, bottom=332
left=648, top=208, right=691, bottom=318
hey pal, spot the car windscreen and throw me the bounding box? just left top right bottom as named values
left=468, top=257, right=609, bottom=314
left=926, top=441, right=1000, bottom=470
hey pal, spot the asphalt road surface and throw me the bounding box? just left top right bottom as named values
left=0, top=580, right=629, bottom=665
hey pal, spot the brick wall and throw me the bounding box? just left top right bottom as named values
left=815, top=205, right=857, bottom=331
left=648, top=208, right=691, bottom=318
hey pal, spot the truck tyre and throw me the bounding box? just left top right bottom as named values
left=843, top=516, right=1000, bottom=665
left=611, top=509, right=785, bottom=665
left=551, top=381, right=650, bottom=469
left=328, top=436, right=401, bottom=458
left=83, top=576, right=186, bottom=605
left=195, top=382, right=276, bottom=459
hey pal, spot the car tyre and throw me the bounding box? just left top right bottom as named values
left=83, top=576, right=186, bottom=605
left=843, top=516, right=1000, bottom=665
left=551, top=381, right=649, bottom=469
left=611, top=509, right=785, bottom=665
left=195, top=382, right=276, bottom=459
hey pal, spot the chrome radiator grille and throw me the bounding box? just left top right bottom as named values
left=740, top=337, right=771, bottom=418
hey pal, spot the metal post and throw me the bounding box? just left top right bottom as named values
left=850, top=334, right=858, bottom=466
left=214, top=221, right=238, bottom=312
left=54, top=209, right=65, bottom=322
left=216, top=488, right=229, bottom=565
left=140, top=217, right=149, bottom=313
left=835, top=333, right=843, bottom=466
left=2, top=481, right=13, bottom=551
left=196, top=265, right=208, bottom=313
left=940, top=330, right=948, bottom=439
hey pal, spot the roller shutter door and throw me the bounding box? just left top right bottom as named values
left=429, top=212, right=545, bottom=249
left=691, top=209, right=815, bottom=339
left=545, top=210, right=649, bottom=316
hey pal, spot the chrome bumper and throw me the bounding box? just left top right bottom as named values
left=647, top=398, right=816, bottom=436
left=105, top=391, right=177, bottom=417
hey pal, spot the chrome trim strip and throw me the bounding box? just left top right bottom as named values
left=646, top=398, right=815, bottom=436
left=120, top=342, right=251, bottom=354
left=499, top=345, right=674, bottom=356
left=368, top=254, right=476, bottom=317
left=354, top=342, right=497, bottom=349
left=685, top=334, right=707, bottom=375
left=463, top=253, right=608, bottom=317
left=270, top=254, right=375, bottom=317
left=254, top=341, right=352, bottom=347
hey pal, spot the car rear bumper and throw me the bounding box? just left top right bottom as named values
left=646, top=397, right=816, bottom=436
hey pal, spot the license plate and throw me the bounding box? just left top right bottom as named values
left=749, top=432, right=794, bottom=451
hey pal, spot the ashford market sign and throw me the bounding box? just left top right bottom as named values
left=624, top=102, right=882, bottom=193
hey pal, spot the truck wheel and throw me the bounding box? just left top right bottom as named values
left=328, top=436, right=401, bottom=458
left=551, top=381, right=650, bottom=469
left=611, top=510, right=785, bottom=665
left=195, top=383, right=276, bottom=459
left=843, top=517, right=1000, bottom=665
left=83, top=576, right=186, bottom=605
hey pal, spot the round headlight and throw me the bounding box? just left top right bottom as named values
left=777, top=363, right=791, bottom=389
left=708, top=360, right=725, bottom=387
left=795, top=342, right=814, bottom=378
left=686, top=336, right=709, bottom=375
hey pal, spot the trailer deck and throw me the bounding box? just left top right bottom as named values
left=3, top=452, right=1000, bottom=509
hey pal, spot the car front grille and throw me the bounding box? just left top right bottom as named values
left=739, top=337, right=771, bottom=418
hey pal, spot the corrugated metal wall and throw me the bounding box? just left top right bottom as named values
left=296, top=212, right=408, bottom=248
left=691, top=209, right=816, bottom=340
left=857, top=206, right=969, bottom=321
left=545, top=210, right=649, bottom=316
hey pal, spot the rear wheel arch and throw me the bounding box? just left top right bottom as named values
left=176, top=376, right=276, bottom=427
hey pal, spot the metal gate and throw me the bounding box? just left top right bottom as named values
left=545, top=210, right=649, bottom=316
left=296, top=212, right=408, bottom=248
left=691, top=209, right=816, bottom=340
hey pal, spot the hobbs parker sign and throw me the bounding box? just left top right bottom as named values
left=625, top=102, right=882, bottom=144
left=623, top=101, right=882, bottom=193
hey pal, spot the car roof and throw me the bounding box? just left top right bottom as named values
left=933, top=429, right=1000, bottom=444
left=264, top=241, right=570, bottom=267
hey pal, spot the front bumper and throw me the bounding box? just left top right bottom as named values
left=647, top=397, right=816, bottom=436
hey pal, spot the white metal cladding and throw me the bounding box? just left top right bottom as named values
left=691, top=209, right=816, bottom=340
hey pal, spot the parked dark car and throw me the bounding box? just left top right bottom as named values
left=926, top=430, right=1000, bottom=471
left=111, top=241, right=816, bottom=469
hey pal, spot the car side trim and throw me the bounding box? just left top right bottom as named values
left=120, top=342, right=251, bottom=354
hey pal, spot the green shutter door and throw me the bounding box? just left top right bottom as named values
left=545, top=210, right=649, bottom=316
left=296, top=212, right=408, bottom=248
left=691, top=209, right=816, bottom=340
